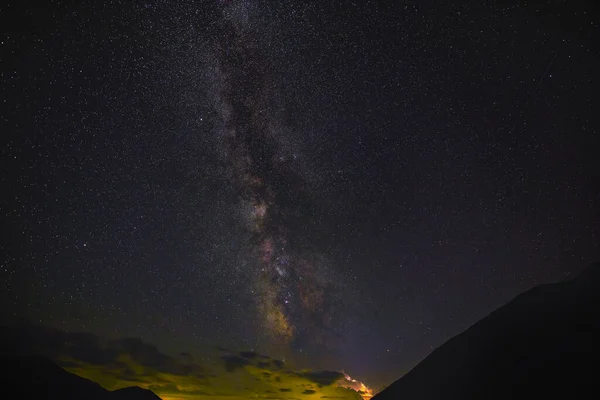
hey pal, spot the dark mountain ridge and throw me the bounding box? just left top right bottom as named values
left=374, top=262, right=600, bottom=399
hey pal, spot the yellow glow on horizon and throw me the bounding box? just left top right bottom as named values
left=60, top=356, right=371, bottom=400
left=340, top=373, right=374, bottom=400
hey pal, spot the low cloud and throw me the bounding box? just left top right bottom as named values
left=299, top=370, right=345, bottom=386
left=0, top=323, right=371, bottom=399
left=221, top=355, right=250, bottom=372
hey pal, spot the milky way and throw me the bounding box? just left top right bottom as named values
left=3, top=0, right=598, bottom=391
left=208, top=2, right=346, bottom=351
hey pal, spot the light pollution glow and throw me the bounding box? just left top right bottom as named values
left=63, top=358, right=374, bottom=400
left=5, top=314, right=376, bottom=400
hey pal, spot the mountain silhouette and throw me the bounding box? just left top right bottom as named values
left=374, top=262, right=600, bottom=400
left=0, top=355, right=162, bottom=400
left=111, top=386, right=162, bottom=400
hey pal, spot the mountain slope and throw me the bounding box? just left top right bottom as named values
left=111, top=386, right=163, bottom=400
left=0, top=355, right=162, bottom=400
left=374, top=262, right=600, bottom=400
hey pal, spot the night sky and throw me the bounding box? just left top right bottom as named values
left=1, top=0, right=599, bottom=397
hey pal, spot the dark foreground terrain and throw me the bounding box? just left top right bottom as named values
left=374, top=262, right=600, bottom=399
left=0, top=355, right=161, bottom=400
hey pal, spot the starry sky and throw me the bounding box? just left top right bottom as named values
left=1, top=0, right=599, bottom=396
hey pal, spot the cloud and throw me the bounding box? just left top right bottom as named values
left=239, top=351, right=269, bottom=359
left=0, top=322, right=204, bottom=377
left=0, top=323, right=372, bottom=399
left=221, top=355, right=250, bottom=372
left=298, top=370, right=345, bottom=386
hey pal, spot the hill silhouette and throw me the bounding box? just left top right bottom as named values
left=0, top=355, right=162, bottom=400
left=374, top=262, right=600, bottom=400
